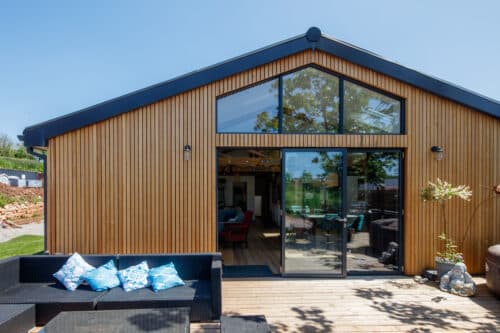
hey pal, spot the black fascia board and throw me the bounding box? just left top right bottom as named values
left=21, top=27, right=500, bottom=148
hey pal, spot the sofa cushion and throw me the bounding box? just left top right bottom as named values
left=118, top=261, right=151, bottom=292
left=53, top=253, right=95, bottom=291
left=19, top=255, right=117, bottom=283
left=82, top=260, right=121, bottom=292
left=118, top=254, right=213, bottom=280
left=0, top=283, right=106, bottom=325
left=149, top=263, right=185, bottom=292
left=96, top=279, right=212, bottom=321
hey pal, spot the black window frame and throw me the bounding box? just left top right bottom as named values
left=216, top=64, right=406, bottom=135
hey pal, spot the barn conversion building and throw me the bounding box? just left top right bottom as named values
left=21, top=27, right=500, bottom=276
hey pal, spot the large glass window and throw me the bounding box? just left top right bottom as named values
left=344, top=81, right=401, bottom=134
left=216, top=67, right=403, bottom=134
left=282, top=68, right=340, bottom=133
left=217, top=79, right=279, bottom=133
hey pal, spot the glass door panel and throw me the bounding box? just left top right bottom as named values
left=346, top=151, right=402, bottom=273
left=282, top=150, right=346, bottom=276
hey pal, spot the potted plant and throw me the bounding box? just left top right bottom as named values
left=435, top=233, right=463, bottom=278
left=420, top=178, right=472, bottom=279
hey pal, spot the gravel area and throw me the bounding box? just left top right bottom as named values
left=0, top=222, right=44, bottom=242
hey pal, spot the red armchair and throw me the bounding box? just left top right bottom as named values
left=220, top=210, right=253, bottom=248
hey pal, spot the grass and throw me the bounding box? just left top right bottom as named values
left=0, top=155, right=43, bottom=172
left=0, top=235, right=44, bottom=259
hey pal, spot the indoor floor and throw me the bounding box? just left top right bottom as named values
left=221, top=218, right=281, bottom=275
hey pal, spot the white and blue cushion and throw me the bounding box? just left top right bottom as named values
left=148, top=262, right=185, bottom=292
left=53, top=253, right=95, bottom=291
left=82, top=260, right=120, bottom=291
left=117, top=261, right=150, bottom=292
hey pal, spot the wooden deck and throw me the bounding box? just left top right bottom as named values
left=192, top=276, right=499, bottom=333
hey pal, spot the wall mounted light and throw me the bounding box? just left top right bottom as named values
left=184, top=144, right=191, bottom=161
left=431, top=146, right=444, bottom=161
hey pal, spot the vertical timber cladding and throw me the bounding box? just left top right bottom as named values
left=46, top=50, right=500, bottom=274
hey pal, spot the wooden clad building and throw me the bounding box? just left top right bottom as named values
left=22, top=28, right=499, bottom=276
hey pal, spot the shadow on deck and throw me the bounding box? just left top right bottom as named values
left=213, top=277, right=500, bottom=333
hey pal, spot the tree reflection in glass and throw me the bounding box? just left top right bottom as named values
left=344, top=81, right=401, bottom=134
left=282, top=68, right=340, bottom=133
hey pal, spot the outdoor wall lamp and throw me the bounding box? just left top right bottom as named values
left=431, top=146, right=444, bottom=161
left=184, top=144, right=192, bottom=161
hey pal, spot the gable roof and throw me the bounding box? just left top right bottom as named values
left=21, top=27, right=500, bottom=148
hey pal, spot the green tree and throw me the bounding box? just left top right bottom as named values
left=13, top=146, right=35, bottom=160
left=0, top=134, right=14, bottom=156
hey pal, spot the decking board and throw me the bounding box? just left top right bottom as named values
left=217, top=277, right=499, bottom=333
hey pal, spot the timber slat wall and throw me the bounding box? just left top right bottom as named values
left=47, top=50, right=500, bottom=274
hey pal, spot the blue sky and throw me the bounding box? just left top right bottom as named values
left=1, top=1, right=499, bottom=142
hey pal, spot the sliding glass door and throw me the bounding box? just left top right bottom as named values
left=282, top=150, right=347, bottom=276
left=346, top=150, right=403, bottom=273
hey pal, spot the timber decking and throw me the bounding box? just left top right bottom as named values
left=191, top=277, right=499, bottom=333
left=31, top=277, right=499, bottom=333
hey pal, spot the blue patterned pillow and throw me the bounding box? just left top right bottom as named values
left=118, top=261, right=150, bottom=292
left=53, top=253, right=95, bottom=291
left=82, top=260, right=120, bottom=291
left=148, top=263, right=185, bottom=292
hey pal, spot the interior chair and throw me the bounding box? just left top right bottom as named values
left=220, top=210, right=253, bottom=248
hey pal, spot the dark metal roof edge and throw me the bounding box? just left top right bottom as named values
left=22, top=27, right=500, bottom=147
left=318, top=33, right=500, bottom=115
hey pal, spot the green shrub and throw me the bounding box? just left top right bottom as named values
left=0, top=156, right=43, bottom=172
left=0, top=193, right=15, bottom=208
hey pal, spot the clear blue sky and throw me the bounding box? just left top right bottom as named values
left=1, top=1, right=499, bottom=142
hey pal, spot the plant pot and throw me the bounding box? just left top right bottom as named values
left=436, top=260, right=455, bottom=280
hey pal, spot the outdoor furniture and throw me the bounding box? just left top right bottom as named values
left=0, top=255, right=114, bottom=325
left=220, top=210, right=253, bottom=247
left=0, top=304, right=35, bottom=333
left=221, top=315, right=271, bottom=333
left=369, top=218, right=398, bottom=254
left=486, top=244, right=500, bottom=298
left=350, top=214, right=365, bottom=232
left=0, top=253, right=222, bottom=325
left=41, top=307, right=190, bottom=333
left=96, top=254, right=222, bottom=322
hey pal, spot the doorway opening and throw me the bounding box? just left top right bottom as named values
left=216, top=148, right=403, bottom=277
left=217, top=149, right=282, bottom=277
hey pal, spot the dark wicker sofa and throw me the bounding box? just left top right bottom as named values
left=0, top=253, right=222, bottom=326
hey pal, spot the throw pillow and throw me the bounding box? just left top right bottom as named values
left=148, top=262, right=185, bottom=292
left=118, top=261, right=150, bottom=292
left=53, top=253, right=95, bottom=291
left=82, top=260, right=121, bottom=291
